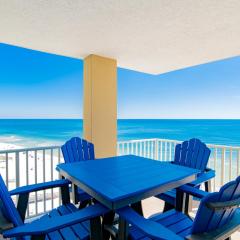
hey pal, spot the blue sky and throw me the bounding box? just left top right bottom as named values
left=0, top=43, right=239, bottom=119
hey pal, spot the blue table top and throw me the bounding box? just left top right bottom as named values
left=57, top=155, right=199, bottom=209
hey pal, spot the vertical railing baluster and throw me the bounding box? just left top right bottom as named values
left=146, top=141, right=149, bottom=158
left=127, top=143, right=129, bottom=154
left=139, top=142, right=142, bottom=156
left=221, top=148, right=225, bottom=186
left=150, top=141, right=152, bottom=158
left=160, top=141, right=163, bottom=161
left=147, top=141, right=150, bottom=158
left=26, top=151, right=29, bottom=185
left=50, top=149, right=54, bottom=209
left=155, top=139, right=159, bottom=160
left=237, top=149, right=240, bottom=176
left=26, top=150, right=30, bottom=217
left=164, top=141, right=167, bottom=161
left=213, top=148, right=217, bottom=191
left=229, top=148, right=232, bottom=181
left=148, top=141, right=150, bottom=158
left=151, top=141, right=154, bottom=159
left=143, top=141, right=146, bottom=157
left=173, top=141, right=177, bottom=159
left=58, top=148, right=62, bottom=206
left=169, top=142, right=172, bottom=162
left=15, top=152, right=20, bottom=188
left=34, top=150, right=38, bottom=215
left=43, top=149, right=46, bottom=213
left=6, top=153, right=8, bottom=188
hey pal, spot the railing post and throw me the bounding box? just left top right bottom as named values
left=237, top=149, right=240, bottom=176
left=155, top=139, right=159, bottom=160
left=15, top=151, right=20, bottom=188
left=221, top=148, right=225, bottom=186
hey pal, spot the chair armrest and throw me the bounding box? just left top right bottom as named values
left=3, top=203, right=109, bottom=238
left=206, top=198, right=240, bottom=211
left=179, top=185, right=208, bottom=199
left=189, top=168, right=215, bottom=187
left=117, top=207, right=183, bottom=240
left=9, top=179, right=71, bottom=196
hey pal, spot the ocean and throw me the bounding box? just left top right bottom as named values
left=0, top=119, right=240, bottom=148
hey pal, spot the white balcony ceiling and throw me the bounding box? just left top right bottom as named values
left=0, top=0, right=240, bottom=74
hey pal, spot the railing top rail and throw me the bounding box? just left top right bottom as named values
left=117, top=138, right=159, bottom=144
left=0, top=145, right=61, bottom=154
left=206, top=144, right=240, bottom=150
left=118, top=138, right=240, bottom=150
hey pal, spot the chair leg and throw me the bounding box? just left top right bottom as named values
left=131, top=201, right=143, bottom=216
left=163, top=202, right=174, bottom=212
left=184, top=193, right=189, bottom=214
left=17, top=192, right=29, bottom=221
left=205, top=180, right=212, bottom=192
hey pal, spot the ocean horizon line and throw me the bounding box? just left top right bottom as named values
left=1, top=118, right=240, bottom=120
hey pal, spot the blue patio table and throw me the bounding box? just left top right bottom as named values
left=56, top=155, right=200, bottom=239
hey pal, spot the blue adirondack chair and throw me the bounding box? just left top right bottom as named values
left=0, top=174, right=108, bottom=240
left=61, top=137, right=115, bottom=239
left=118, top=176, right=240, bottom=240
left=156, top=138, right=215, bottom=213
left=61, top=137, right=95, bottom=207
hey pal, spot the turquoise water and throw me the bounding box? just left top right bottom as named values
left=0, top=119, right=240, bottom=147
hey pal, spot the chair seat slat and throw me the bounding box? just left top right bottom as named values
left=40, top=214, right=63, bottom=240
left=48, top=207, right=78, bottom=240
left=58, top=204, right=89, bottom=239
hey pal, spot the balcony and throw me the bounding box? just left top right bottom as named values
left=1, top=1, right=240, bottom=239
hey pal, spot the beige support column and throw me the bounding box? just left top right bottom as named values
left=83, top=54, right=117, bottom=158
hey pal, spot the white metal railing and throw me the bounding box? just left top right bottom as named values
left=0, top=146, right=63, bottom=218
left=0, top=138, right=240, bottom=218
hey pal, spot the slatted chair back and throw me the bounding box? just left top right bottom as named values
left=192, top=176, right=240, bottom=234
left=0, top=175, right=23, bottom=227
left=174, top=138, right=211, bottom=171
left=61, top=137, right=95, bottom=163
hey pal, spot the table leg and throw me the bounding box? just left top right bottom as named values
left=90, top=216, right=102, bottom=240
left=71, top=183, right=78, bottom=204
left=118, top=217, right=129, bottom=240
left=102, top=210, right=115, bottom=240
left=176, top=188, right=185, bottom=212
